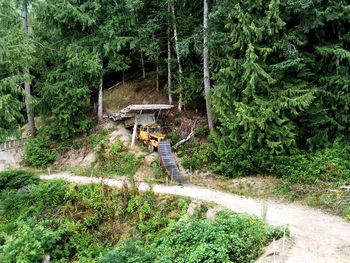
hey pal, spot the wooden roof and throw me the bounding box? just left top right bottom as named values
left=109, top=104, right=173, bottom=121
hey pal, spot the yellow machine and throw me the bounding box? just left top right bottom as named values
left=138, top=123, right=165, bottom=152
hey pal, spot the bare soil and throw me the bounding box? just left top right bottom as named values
left=41, top=172, right=350, bottom=263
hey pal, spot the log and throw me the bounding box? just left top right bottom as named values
left=173, top=119, right=197, bottom=147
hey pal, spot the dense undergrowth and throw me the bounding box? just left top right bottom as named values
left=98, top=212, right=286, bottom=263
left=0, top=170, right=189, bottom=262
left=174, top=133, right=350, bottom=185
left=0, top=170, right=286, bottom=262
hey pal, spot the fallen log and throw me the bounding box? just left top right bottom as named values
left=173, top=119, right=197, bottom=147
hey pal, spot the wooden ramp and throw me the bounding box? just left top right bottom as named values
left=158, top=141, right=189, bottom=184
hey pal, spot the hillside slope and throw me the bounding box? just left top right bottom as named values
left=41, top=173, right=350, bottom=263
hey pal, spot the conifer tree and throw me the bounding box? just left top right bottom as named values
left=0, top=0, right=33, bottom=141
left=209, top=0, right=314, bottom=175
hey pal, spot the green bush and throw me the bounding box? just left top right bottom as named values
left=96, top=140, right=141, bottom=176
left=24, top=132, right=58, bottom=167
left=0, top=170, right=39, bottom=192
left=167, top=132, right=182, bottom=146
left=0, top=220, right=63, bottom=263
left=153, top=212, right=285, bottom=263
left=179, top=142, right=211, bottom=170
left=0, top=177, right=191, bottom=262
left=88, top=129, right=110, bottom=149
left=209, top=131, right=350, bottom=183
left=99, top=211, right=287, bottom=263
left=194, top=127, right=209, bottom=137
left=98, top=240, right=154, bottom=263
left=72, top=139, right=84, bottom=150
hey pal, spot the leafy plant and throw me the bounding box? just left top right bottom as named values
left=167, top=132, right=182, bottom=146
left=0, top=170, right=39, bottom=192
left=0, top=220, right=63, bottom=263
left=194, top=127, right=209, bottom=137
left=24, top=132, right=58, bottom=167
left=98, top=240, right=154, bottom=263
left=179, top=142, right=211, bottom=170
left=99, top=211, right=287, bottom=263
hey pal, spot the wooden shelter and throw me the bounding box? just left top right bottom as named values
left=108, top=104, right=174, bottom=146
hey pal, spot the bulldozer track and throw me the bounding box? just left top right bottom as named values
left=158, top=141, right=189, bottom=184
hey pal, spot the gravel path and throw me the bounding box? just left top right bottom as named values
left=41, top=172, right=350, bottom=263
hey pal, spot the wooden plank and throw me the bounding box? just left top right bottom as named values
left=109, top=104, right=173, bottom=122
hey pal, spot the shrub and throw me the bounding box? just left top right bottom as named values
left=88, top=129, right=110, bottom=149
left=24, top=132, right=58, bottom=167
left=194, top=127, right=209, bottom=137
left=209, top=131, right=350, bottom=183
left=0, top=220, right=63, bottom=263
left=179, top=142, right=211, bottom=170
left=72, top=139, right=84, bottom=150
left=153, top=212, right=286, bottom=263
left=100, top=211, right=287, bottom=263
left=96, top=140, right=141, bottom=176
left=0, top=170, right=39, bottom=192
left=98, top=240, right=154, bottom=263
left=167, top=132, right=182, bottom=146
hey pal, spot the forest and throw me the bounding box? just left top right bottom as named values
left=0, top=0, right=350, bottom=261
left=1, top=0, right=349, bottom=182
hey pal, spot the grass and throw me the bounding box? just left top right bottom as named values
left=103, top=82, right=138, bottom=114
left=103, top=80, right=169, bottom=114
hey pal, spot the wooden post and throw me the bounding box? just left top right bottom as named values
left=131, top=118, right=138, bottom=147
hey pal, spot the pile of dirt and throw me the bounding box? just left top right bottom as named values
left=0, top=149, right=24, bottom=171
left=54, top=122, right=132, bottom=169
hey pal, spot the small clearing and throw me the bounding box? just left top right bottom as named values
left=41, top=172, right=350, bottom=263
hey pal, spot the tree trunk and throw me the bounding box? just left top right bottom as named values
left=156, top=58, right=159, bottom=92
left=170, top=0, right=183, bottom=112
left=203, top=0, right=214, bottom=131
left=98, top=61, right=103, bottom=124
left=22, top=2, right=35, bottom=137
left=141, top=52, right=145, bottom=79
left=167, top=0, right=173, bottom=105
left=136, top=17, right=146, bottom=80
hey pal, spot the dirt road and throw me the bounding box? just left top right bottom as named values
left=41, top=173, right=350, bottom=263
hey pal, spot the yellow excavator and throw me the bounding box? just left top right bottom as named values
left=138, top=123, right=165, bottom=152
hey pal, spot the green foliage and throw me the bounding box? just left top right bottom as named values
left=0, top=170, right=39, bottom=192
left=194, top=127, right=209, bottom=137
left=98, top=240, right=154, bottom=263
left=0, top=220, right=63, bottom=263
left=167, top=132, right=182, bottom=146
left=24, top=131, right=57, bottom=167
left=0, top=0, right=29, bottom=142
left=0, top=178, right=190, bottom=262
left=211, top=0, right=313, bottom=156
left=72, top=139, right=84, bottom=150
left=99, top=211, right=287, bottom=263
left=210, top=132, right=350, bottom=183
left=154, top=212, right=285, bottom=263
left=177, top=142, right=211, bottom=170
left=96, top=139, right=141, bottom=176
left=88, top=129, right=110, bottom=149
left=272, top=143, right=350, bottom=183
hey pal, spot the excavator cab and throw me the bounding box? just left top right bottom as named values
left=138, top=123, right=165, bottom=152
